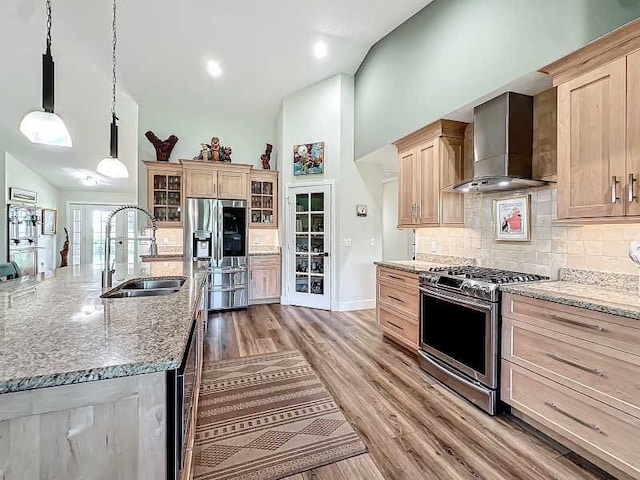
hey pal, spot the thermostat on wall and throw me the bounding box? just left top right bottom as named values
left=356, top=204, right=367, bottom=217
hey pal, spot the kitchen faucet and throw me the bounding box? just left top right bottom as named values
left=102, top=204, right=158, bottom=288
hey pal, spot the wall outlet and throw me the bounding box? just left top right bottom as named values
left=255, top=237, right=261, bottom=244
left=430, top=241, right=437, bottom=253
left=162, top=237, right=170, bottom=245
left=344, top=238, right=352, bottom=247
left=370, top=238, right=376, bottom=247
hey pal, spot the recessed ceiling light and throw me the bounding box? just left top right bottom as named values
left=313, top=41, right=328, bottom=60
left=498, top=180, right=510, bottom=187
left=207, top=60, right=223, bottom=78
left=462, top=187, right=471, bottom=193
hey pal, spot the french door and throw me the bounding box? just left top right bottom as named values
left=69, top=204, right=139, bottom=266
left=288, top=184, right=331, bottom=310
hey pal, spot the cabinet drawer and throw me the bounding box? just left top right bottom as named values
left=379, top=304, right=418, bottom=346
left=250, top=255, right=280, bottom=267
left=503, top=294, right=640, bottom=358
left=378, top=280, right=419, bottom=317
left=502, top=361, right=640, bottom=479
left=377, top=267, right=419, bottom=288
left=503, top=317, right=640, bottom=418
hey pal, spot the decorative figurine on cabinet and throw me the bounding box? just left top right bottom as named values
left=210, top=137, right=221, bottom=162
left=144, top=131, right=179, bottom=161
left=261, top=143, right=273, bottom=169
left=220, top=146, right=232, bottom=162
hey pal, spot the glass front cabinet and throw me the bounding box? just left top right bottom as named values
left=144, top=161, right=184, bottom=227
left=249, top=171, right=278, bottom=228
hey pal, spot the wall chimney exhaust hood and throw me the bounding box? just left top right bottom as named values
left=448, top=92, right=548, bottom=193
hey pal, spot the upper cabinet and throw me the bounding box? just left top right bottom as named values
left=180, top=160, right=251, bottom=200
left=144, top=161, right=184, bottom=227
left=394, top=119, right=466, bottom=228
left=541, top=18, right=640, bottom=221
left=250, top=170, right=279, bottom=228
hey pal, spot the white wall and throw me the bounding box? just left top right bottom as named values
left=278, top=74, right=383, bottom=311
left=382, top=178, right=413, bottom=260
left=2, top=152, right=60, bottom=272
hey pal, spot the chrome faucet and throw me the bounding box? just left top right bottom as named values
left=102, top=204, right=158, bottom=288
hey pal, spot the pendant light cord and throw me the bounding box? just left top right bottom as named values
left=111, top=0, right=117, bottom=121
left=45, top=0, right=52, bottom=53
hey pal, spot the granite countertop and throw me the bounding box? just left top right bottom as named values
left=140, top=254, right=184, bottom=262
left=375, top=260, right=449, bottom=274
left=249, top=251, right=281, bottom=256
left=501, top=269, right=640, bottom=320
left=0, top=261, right=207, bottom=394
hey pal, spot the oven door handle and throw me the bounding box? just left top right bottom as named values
left=419, top=286, right=493, bottom=311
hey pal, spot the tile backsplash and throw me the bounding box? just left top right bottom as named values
left=155, top=227, right=183, bottom=254
left=416, top=188, right=640, bottom=277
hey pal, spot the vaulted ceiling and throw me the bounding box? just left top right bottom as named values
left=0, top=0, right=432, bottom=192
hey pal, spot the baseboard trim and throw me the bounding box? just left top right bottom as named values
left=333, top=299, right=376, bottom=312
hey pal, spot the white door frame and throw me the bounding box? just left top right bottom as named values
left=282, top=180, right=336, bottom=310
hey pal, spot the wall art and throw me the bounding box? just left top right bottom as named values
left=493, top=195, right=530, bottom=242
left=293, top=142, right=324, bottom=176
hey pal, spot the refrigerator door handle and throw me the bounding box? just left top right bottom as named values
left=217, top=200, right=224, bottom=263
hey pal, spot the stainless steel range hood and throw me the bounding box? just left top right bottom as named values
left=450, top=92, right=548, bottom=193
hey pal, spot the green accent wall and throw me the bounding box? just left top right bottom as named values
left=355, top=0, right=640, bottom=159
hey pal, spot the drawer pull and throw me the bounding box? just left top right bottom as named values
left=546, top=353, right=606, bottom=377
left=387, top=321, right=404, bottom=331
left=388, top=275, right=405, bottom=282
left=544, top=402, right=606, bottom=435
left=388, top=295, right=405, bottom=303
left=549, top=315, right=607, bottom=332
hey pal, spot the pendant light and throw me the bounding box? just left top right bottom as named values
left=97, top=0, right=129, bottom=179
left=19, top=0, right=72, bottom=147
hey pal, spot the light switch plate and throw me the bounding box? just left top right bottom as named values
left=430, top=241, right=437, bottom=253
left=370, top=238, right=376, bottom=247
left=344, top=238, right=352, bottom=247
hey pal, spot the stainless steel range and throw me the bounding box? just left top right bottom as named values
left=418, top=266, right=548, bottom=414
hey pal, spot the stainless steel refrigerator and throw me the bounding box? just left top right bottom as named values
left=184, top=198, right=248, bottom=310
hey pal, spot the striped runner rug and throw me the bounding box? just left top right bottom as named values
left=193, top=350, right=368, bottom=480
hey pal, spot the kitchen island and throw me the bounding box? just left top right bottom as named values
left=0, top=260, right=207, bottom=480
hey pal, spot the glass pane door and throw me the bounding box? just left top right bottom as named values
left=289, top=185, right=331, bottom=310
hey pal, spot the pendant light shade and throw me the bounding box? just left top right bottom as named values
left=20, top=0, right=72, bottom=147
left=97, top=157, right=128, bottom=178
left=98, top=0, right=129, bottom=179
left=20, top=111, right=72, bottom=147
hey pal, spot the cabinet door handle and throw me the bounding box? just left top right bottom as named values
left=416, top=204, right=420, bottom=218
left=629, top=173, right=637, bottom=203
left=611, top=175, right=620, bottom=204
left=387, top=275, right=405, bottom=282
left=549, top=314, right=607, bottom=332
left=388, top=295, right=405, bottom=303
left=546, top=353, right=606, bottom=377
left=387, top=321, right=404, bottom=331
left=544, top=402, right=605, bottom=435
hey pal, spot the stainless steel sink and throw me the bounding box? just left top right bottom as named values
left=122, top=278, right=186, bottom=290
left=101, top=276, right=186, bottom=299
left=102, top=288, right=180, bottom=299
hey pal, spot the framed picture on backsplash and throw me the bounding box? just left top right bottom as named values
left=493, top=195, right=530, bottom=242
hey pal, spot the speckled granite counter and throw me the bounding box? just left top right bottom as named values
left=375, top=255, right=477, bottom=274
left=375, top=260, right=449, bottom=274
left=249, top=251, right=281, bottom=256
left=501, top=268, right=640, bottom=320
left=0, top=261, right=207, bottom=394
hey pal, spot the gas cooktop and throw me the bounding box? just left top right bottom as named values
left=419, top=266, right=549, bottom=302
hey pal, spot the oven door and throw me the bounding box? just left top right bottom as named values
left=419, top=286, right=498, bottom=389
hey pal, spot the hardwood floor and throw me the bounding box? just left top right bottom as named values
left=202, top=305, right=616, bottom=480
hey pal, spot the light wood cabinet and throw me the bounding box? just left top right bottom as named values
left=185, top=165, right=218, bottom=198
left=501, top=293, right=640, bottom=479
left=376, top=266, right=419, bottom=352
left=180, top=160, right=251, bottom=200
left=0, top=372, right=166, bottom=480
left=249, top=254, right=281, bottom=303
left=541, top=20, right=640, bottom=222
left=394, top=119, right=466, bottom=228
left=250, top=170, right=279, bottom=228
left=556, top=58, right=626, bottom=219
left=144, top=161, right=184, bottom=227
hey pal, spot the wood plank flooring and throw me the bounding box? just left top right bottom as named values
left=202, top=305, right=616, bottom=480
